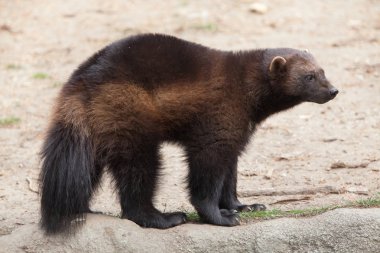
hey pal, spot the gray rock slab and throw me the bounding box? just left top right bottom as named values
left=1, top=208, right=379, bottom=253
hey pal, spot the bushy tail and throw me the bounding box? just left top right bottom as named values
left=40, top=121, right=94, bottom=234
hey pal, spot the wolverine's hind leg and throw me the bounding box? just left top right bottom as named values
left=108, top=142, right=186, bottom=228
left=84, top=161, right=105, bottom=214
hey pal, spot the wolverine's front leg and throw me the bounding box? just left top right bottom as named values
left=219, top=157, right=266, bottom=212
left=187, top=146, right=240, bottom=226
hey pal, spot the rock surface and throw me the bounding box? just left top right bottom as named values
left=1, top=208, right=379, bottom=253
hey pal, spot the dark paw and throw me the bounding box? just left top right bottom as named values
left=86, top=209, right=103, bottom=215
left=236, top=203, right=266, bottom=212
left=220, top=209, right=238, bottom=217
left=164, top=212, right=187, bottom=227
left=250, top=204, right=266, bottom=211
left=219, top=209, right=240, bottom=226
left=124, top=211, right=187, bottom=229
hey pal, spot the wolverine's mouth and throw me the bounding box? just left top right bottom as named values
left=307, top=90, right=339, bottom=104
left=307, top=87, right=339, bottom=104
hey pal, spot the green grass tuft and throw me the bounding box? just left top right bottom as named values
left=32, top=72, right=49, bottom=79
left=186, top=211, right=201, bottom=222
left=5, top=64, right=22, bottom=70
left=180, top=0, right=188, bottom=6
left=184, top=195, right=380, bottom=223
left=0, top=117, right=21, bottom=127
left=240, top=209, right=283, bottom=219
left=191, top=22, right=218, bottom=32
left=352, top=195, right=380, bottom=207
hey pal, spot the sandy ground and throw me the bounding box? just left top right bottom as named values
left=0, top=0, right=379, bottom=238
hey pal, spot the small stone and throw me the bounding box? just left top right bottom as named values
left=330, top=161, right=346, bottom=169
left=264, top=168, right=273, bottom=179
left=249, top=3, right=268, bottom=14
left=347, top=186, right=369, bottom=195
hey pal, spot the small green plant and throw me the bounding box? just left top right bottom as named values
left=5, top=64, right=22, bottom=70
left=180, top=0, right=188, bottom=6
left=240, top=209, right=283, bottom=219
left=0, top=117, right=20, bottom=127
left=191, top=22, right=218, bottom=32
left=185, top=195, right=380, bottom=223
left=352, top=195, right=380, bottom=207
left=32, top=72, right=49, bottom=79
left=186, top=211, right=201, bottom=222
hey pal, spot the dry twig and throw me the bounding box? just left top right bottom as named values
left=238, top=185, right=343, bottom=197
left=26, top=178, right=39, bottom=194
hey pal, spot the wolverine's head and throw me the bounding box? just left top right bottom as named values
left=268, top=49, right=338, bottom=104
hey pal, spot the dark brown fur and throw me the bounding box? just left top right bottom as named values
left=40, top=34, right=338, bottom=234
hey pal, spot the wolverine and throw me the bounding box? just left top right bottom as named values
left=40, top=33, right=338, bottom=234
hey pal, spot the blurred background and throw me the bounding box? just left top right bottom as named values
left=1, top=0, right=379, bottom=236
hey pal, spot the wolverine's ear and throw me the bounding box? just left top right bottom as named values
left=269, top=56, right=287, bottom=74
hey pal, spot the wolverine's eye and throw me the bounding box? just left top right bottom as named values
left=304, top=74, right=315, bottom=82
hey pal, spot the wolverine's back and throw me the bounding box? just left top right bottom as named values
left=68, top=34, right=221, bottom=89
left=59, top=34, right=235, bottom=140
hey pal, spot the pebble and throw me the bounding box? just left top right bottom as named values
left=249, top=3, right=268, bottom=14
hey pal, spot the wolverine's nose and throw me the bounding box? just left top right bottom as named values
left=329, top=88, right=339, bottom=98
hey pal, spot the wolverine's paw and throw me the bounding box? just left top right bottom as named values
left=220, top=209, right=238, bottom=217
left=218, top=209, right=240, bottom=226
left=164, top=212, right=187, bottom=227
left=85, top=209, right=104, bottom=215
left=250, top=204, right=266, bottom=211
left=236, top=203, right=266, bottom=212
left=124, top=211, right=187, bottom=229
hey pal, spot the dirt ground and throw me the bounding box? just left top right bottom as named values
left=1, top=0, right=379, bottom=238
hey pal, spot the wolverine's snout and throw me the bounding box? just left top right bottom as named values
left=306, top=83, right=339, bottom=104
left=329, top=88, right=339, bottom=99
